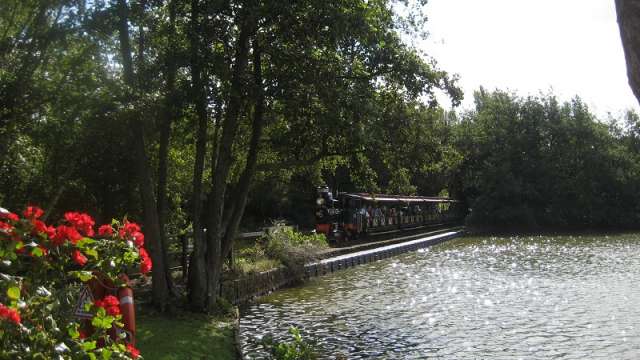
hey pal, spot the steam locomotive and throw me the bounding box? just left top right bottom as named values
left=315, top=186, right=465, bottom=241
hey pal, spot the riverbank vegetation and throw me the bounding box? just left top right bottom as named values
left=261, top=327, right=318, bottom=360
left=230, top=226, right=327, bottom=280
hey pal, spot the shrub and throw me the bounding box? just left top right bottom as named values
left=0, top=206, right=150, bottom=359
left=262, top=327, right=317, bottom=360
left=261, top=226, right=328, bottom=272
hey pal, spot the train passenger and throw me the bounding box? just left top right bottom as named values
left=374, top=207, right=383, bottom=227
left=381, top=206, right=387, bottom=225
left=361, top=206, right=368, bottom=232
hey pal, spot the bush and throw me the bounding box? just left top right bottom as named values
left=260, top=226, right=328, bottom=272
left=262, top=327, right=317, bottom=360
left=0, top=206, right=151, bottom=359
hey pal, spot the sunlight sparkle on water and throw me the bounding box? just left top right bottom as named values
left=240, top=234, right=640, bottom=359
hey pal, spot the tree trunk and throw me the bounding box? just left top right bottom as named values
left=187, top=0, right=209, bottom=311
left=204, top=7, right=255, bottom=311
left=616, top=0, right=640, bottom=104
left=222, top=40, right=266, bottom=259
left=116, top=0, right=170, bottom=310
left=181, top=232, right=189, bottom=282
left=157, top=0, right=179, bottom=297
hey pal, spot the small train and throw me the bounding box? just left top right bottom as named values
left=315, top=186, right=466, bottom=241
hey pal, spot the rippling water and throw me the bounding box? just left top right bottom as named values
left=239, top=234, right=640, bottom=359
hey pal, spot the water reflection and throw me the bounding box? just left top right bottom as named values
left=239, top=234, right=640, bottom=359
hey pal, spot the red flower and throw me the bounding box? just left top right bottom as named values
left=139, top=247, right=152, bottom=274
left=23, top=206, right=44, bottom=220
left=132, top=231, right=144, bottom=248
left=32, top=220, right=55, bottom=238
left=33, top=220, right=47, bottom=234
left=51, top=225, right=83, bottom=246
left=126, top=344, right=140, bottom=359
left=8, top=213, right=18, bottom=222
left=45, top=225, right=56, bottom=239
left=106, top=305, right=120, bottom=316
left=64, top=212, right=95, bottom=237
left=72, top=250, right=88, bottom=266
left=78, top=330, right=87, bottom=339
left=94, top=295, right=120, bottom=316
left=0, top=221, right=11, bottom=232
left=119, top=220, right=141, bottom=239
left=0, top=212, right=19, bottom=222
left=103, top=295, right=119, bottom=307
left=98, top=224, right=113, bottom=237
left=0, top=303, right=21, bottom=325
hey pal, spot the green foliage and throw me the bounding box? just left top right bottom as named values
left=260, top=226, right=328, bottom=272
left=262, top=327, right=318, bottom=360
left=453, top=89, right=640, bottom=229
left=0, top=0, right=461, bottom=236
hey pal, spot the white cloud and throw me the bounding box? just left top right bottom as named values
left=419, top=0, right=638, bottom=117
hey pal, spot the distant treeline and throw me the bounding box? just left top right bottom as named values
left=454, top=89, right=640, bottom=229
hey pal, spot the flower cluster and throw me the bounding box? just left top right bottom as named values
left=64, top=211, right=96, bottom=237
left=0, top=211, right=19, bottom=237
left=0, top=205, right=152, bottom=275
left=0, top=302, right=21, bottom=325
left=94, top=295, right=121, bottom=316
left=0, top=205, right=151, bottom=359
left=118, top=220, right=145, bottom=248
left=98, top=219, right=151, bottom=275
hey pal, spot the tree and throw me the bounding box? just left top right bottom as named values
left=452, top=89, right=640, bottom=229
left=0, top=0, right=463, bottom=312
left=183, top=0, right=462, bottom=310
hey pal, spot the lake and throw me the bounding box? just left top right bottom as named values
left=240, top=234, right=640, bottom=359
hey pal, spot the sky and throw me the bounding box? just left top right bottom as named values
left=417, top=0, right=639, bottom=118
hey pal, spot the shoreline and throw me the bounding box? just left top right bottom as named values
left=223, top=227, right=465, bottom=305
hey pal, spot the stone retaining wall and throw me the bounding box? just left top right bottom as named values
left=221, top=230, right=463, bottom=305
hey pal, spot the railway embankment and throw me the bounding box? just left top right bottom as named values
left=221, top=227, right=465, bottom=305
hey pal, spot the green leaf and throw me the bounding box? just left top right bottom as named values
left=84, top=248, right=98, bottom=259
left=91, top=308, right=114, bottom=329
left=89, top=354, right=97, bottom=360
left=83, top=341, right=97, bottom=351
left=31, top=246, right=43, bottom=257
left=101, top=349, right=112, bottom=360
left=91, top=315, right=108, bottom=329
left=68, top=325, right=80, bottom=339
left=73, top=271, right=94, bottom=282
left=7, top=286, right=20, bottom=300
left=77, top=237, right=95, bottom=248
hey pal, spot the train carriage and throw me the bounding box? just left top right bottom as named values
left=315, top=187, right=465, bottom=242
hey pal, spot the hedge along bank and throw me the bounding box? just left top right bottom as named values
left=0, top=206, right=151, bottom=359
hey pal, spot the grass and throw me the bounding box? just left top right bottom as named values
left=136, top=311, right=237, bottom=360
left=229, top=237, right=283, bottom=278
left=233, top=257, right=281, bottom=275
